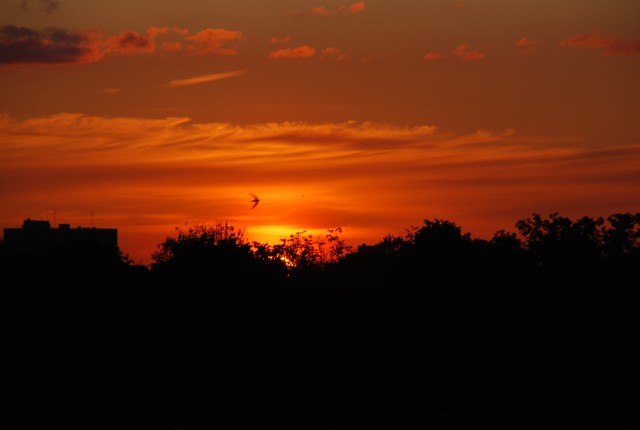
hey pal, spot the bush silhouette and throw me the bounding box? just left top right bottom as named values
left=4, top=212, right=639, bottom=429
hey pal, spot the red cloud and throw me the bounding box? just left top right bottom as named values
left=271, top=35, right=291, bottom=44
left=425, top=52, right=445, bottom=61
left=559, top=32, right=640, bottom=56
left=454, top=44, right=485, bottom=61
left=0, top=25, right=102, bottom=67
left=104, top=31, right=156, bottom=55
left=311, top=6, right=333, bottom=17
left=161, top=42, right=183, bottom=52
left=347, top=2, right=366, bottom=14
left=311, top=2, right=365, bottom=17
left=321, top=47, right=349, bottom=61
left=185, top=28, right=244, bottom=56
left=103, top=27, right=187, bottom=55
left=516, top=37, right=538, bottom=47
left=0, top=25, right=245, bottom=67
left=269, top=45, right=316, bottom=59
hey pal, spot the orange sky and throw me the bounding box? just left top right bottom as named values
left=1, top=1, right=639, bottom=264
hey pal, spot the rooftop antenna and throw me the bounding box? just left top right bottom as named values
left=91, top=209, right=94, bottom=228
left=54, top=208, right=57, bottom=228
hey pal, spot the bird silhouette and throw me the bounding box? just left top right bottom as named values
left=249, top=193, right=260, bottom=209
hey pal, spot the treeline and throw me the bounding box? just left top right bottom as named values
left=2, top=212, right=638, bottom=429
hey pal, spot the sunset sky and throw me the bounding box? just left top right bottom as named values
left=1, top=0, right=639, bottom=264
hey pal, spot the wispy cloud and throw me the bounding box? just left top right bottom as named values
left=2, top=114, right=638, bottom=263
left=559, top=32, right=640, bottom=56
left=310, top=2, right=365, bottom=17
left=268, top=45, right=316, bottom=59
left=454, top=44, right=485, bottom=61
left=184, top=28, right=244, bottom=56
left=270, top=35, right=291, bottom=44
left=321, top=47, right=349, bottom=61
left=0, top=25, right=244, bottom=67
left=20, top=0, right=59, bottom=14
left=516, top=37, right=538, bottom=47
left=104, top=30, right=156, bottom=55
left=425, top=52, right=445, bottom=61
left=102, top=88, right=121, bottom=94
left=168, top=70, right=246, bottom=87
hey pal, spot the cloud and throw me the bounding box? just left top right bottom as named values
left=161, top=41, right=183, bottom=52
left=102, top=88, right=121, bottom=94
left=454, top=44, right=485, bottom=61
left=271, top=35, right=291, bottom=44
left=311, top=2, right=365, bottom=17
left=321, top=47, right=349, bottom=61
left=269, top=45, right=316, bottom=59
left=2, top=114, right=638, bottom=263
left=0, top=25, right=102, bottom=66
left=559, top=33, right=616, bottom=49
left=184, top=28, right=244, bottom=56
left=559, top=32, right=640, bottom=56
left=20, top=0, right=59, bottom=14
left=348, top=2, right=366, bottom=14
left=0, top=25, right=243, bottom=67
left=516, top=37, right=538, bottom=47
left=168, top=70, right=246, bottom=87
left=425, top=52, right=445, bottom=61
left=103, top=31, right=156, bottom=55
left=104, top=27, right=183, bottom=54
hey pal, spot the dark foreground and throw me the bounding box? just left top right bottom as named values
left=6, top=270, right=637, bottom=429
left=4, top=214, right=638, bottom=428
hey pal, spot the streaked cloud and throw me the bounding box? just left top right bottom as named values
left=270, top=35, right=291, bottom=44
left=104, top=30, right=156, bottom=55
left=559, top=32, right=640, bottom=56
left=102, top=88, right=121, bottom=94
left=2, top=113, right=638, bottom=263
left=321, top=47, right=349, bottom=61
left=516, top=37, right=538, bottom=47
left=0, top=25, right=244, bottom=67
left=454, top=44, right=485, bottom=61
left=310, top=2, right=365, bottom=17
left=20, top=0, right=59, bottom=14
left=425, top=52, right=445, bottom=61
left=168, top=70, right=246, bottom=87
left=268, top=45, right=316, bottom=59
left=184, top=28, right=244, bottom=56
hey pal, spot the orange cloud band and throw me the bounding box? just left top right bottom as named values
left=168, top=70, right=246, bottom=87
left=1, top=114, right=638, bottom=264
left=269, top=45, right=316, bottom=59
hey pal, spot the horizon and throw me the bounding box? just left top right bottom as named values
left=1, top=1, right=639, bottom=264
left=2, top=209, right=638, bottom=266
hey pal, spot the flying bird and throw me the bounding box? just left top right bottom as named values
left=249, top=193, right=260, bottom=209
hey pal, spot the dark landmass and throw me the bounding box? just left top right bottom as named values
left=2, top=212, right=638, bottom=429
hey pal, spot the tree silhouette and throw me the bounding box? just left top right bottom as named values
left=4, top=212, right=639, bottom=429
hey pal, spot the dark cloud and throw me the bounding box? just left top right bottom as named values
left=20, top=0, right=60, bottom=14
left=106, top=31, right=154, bottom=53
left=560, top=32, right=640, bottom=56
left=0, top=25, right=99, bottom=66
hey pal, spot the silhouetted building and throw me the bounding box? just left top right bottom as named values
left=3, top=218, right=118, bottom=256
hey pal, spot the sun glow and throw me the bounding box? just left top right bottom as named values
left=1, top=114, right=639, bottom=263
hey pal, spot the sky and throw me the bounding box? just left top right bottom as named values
left=1, top=0, right=639, bottom=264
